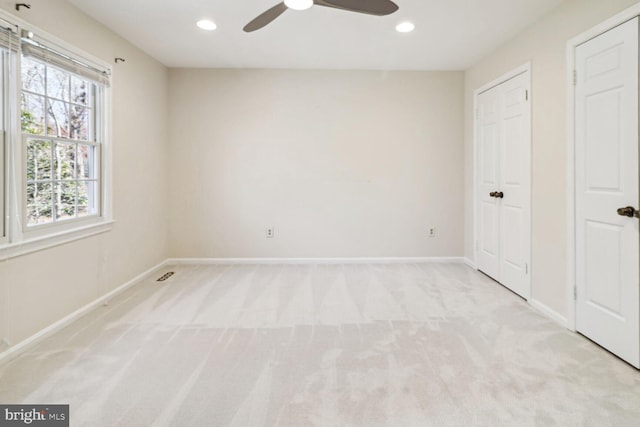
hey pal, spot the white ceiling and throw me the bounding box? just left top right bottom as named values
left=66, top=0, right=566, bottom=70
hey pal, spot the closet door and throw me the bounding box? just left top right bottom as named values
left=476, top=70, right=531, bottom=299
left=477, top=87, right=501, bottom=281
left=575, top=17, right=639, bottom=368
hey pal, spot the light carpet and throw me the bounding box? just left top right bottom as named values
left=1, top=263, right=639, bottom=426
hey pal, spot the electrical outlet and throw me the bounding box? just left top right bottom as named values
left=266, top=227, right=274, bottom=238
left=428, top=227, right=436, bottom=238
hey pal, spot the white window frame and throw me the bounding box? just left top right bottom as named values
left=0, top=51, right=6, bottom=245
left=0, top=10, right=113, bottom=261
left=0, top=22, right=16, bottom=248
left=20, top=58, right=104, bottom=234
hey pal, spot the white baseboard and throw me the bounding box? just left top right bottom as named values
left=166, top=257, right=467, bottom=265
left=529, top=298, right=568, bottom=329
left=0, top=259, right=169, bottom=365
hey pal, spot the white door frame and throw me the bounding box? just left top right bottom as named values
left=473, top=62, right=531, bottom=291
left=566, top=3, right=640, bottom=332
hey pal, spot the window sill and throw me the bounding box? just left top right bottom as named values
left=0, top=220, right=114, bottom=262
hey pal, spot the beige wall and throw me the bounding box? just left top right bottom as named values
left=464, top=0, right=639, bottom=318
left=0, top=0, right=170, bottom=349
left=169, top=69, right=464, bottom=258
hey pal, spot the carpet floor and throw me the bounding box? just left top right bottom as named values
left=1, top=263, right=639, bottom=426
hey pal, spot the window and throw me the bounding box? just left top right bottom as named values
left=21, top=56, right=100, bottom=226
left=0, top=23, right=17, bottom=244
left=0, top=52, right=5, bottom=241
left=0, top=18, right=111, bottom=259
left=18, top=31, right=109, bottom=235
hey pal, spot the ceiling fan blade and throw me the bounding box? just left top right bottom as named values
left=243, top=2, right=288, bottom=32
left=314, top=0, right=399, bottom=16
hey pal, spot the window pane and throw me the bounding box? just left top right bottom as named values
left=27, top=182, right=52, bottom=225
left=54, top=181, right=76, bottom=221
left=71, top=76, right=89, bottom=106
left=21, top=93, right=45, bottom=135
left=54, top=142, right=76, bottom=181
left=26, top=139, right=52, bottom=181
left=77, top=180, right=97, bottom=217
left=76, top=144, right=94, bottom=179
left=47, top=99, right=69, bottom=138
left=21, top=57, right=45, bottom=94
left=69, top=104, right=89, bottom=141
left=46, top=67, right=69, bottom=101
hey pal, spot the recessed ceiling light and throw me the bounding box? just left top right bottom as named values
left=197, top=19, right=217, bottom=31
left=396, top=22, right=415, bottom=33
left=284, top=0, right=313, bottom=11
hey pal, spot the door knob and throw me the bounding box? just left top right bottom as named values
left=495, top=192, right=504, bottom=199
left=617, top=206, right=640, bottom=218
left=489, top=192, right=497, bottom=197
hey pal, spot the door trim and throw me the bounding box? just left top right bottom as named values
left=473, top=62, right=532, bottom=295
left=566, top=3, right=640, bottom=333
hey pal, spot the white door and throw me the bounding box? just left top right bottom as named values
left=575, top=17, right=640, bottom=368
left=476, top=71, right=531, bottom=299
left=477, top=86, right=501, bottom=281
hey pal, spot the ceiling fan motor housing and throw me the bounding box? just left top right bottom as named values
left=284, top=0, right=313, bottom=10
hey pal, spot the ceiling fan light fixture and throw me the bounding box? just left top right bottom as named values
left=396, top=22, right=415, bottom=33
left=197, top=19, right=217, bottom=31
left=284, top=0, right=313, bottom=11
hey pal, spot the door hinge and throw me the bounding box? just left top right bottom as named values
left=525, top=263, right=528, bottom=275
left=574, top=286, right=577, bottom=300
left=476, top=107, right=480, bottom=119
left=525, top=90, right=529, bottom=101
left=573, top=70, right=577, bottom=86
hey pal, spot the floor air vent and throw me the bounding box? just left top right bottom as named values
left=157, top=272, right=175, bottom=282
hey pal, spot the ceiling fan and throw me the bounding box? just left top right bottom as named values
left=243, top=0, right=399, bottom=32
